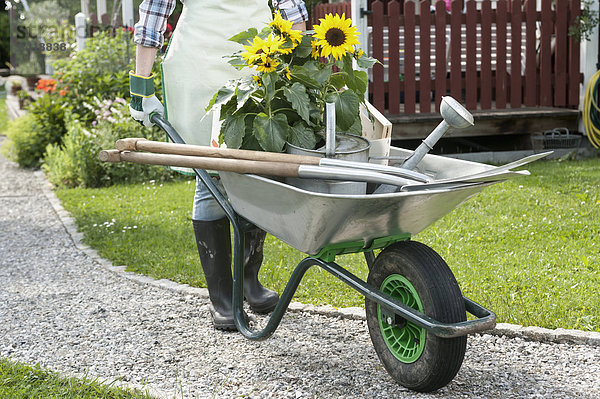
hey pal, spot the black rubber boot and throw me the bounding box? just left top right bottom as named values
left=243, top=229, right=279, bottom=313
left=192, top=218, right=237, bottom=330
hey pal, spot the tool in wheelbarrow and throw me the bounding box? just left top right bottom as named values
left=99, top=98, right=548, bottom=393
left=373, top=96, right=474, bottom=194
left=112, top=137, right=433, bottom=184
left=103, top=136, right=537, bottom=192
left=100, top=148, right=429, bottom=188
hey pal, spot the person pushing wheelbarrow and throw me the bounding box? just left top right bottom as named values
left=129, top=0, right=308, bottom=330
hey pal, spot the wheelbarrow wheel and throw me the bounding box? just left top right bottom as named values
left=365, top=240, right=466, bottom=393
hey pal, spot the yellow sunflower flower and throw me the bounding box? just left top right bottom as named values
left=285, top=66, right=291, bottom=80
left=311, top=40, right=322, bottom=59
left=313, top=13, right=360, bottom=60
left=256, top=57, right=280, bottom=73
left=241, top=35, right=285, bottom=65
left=270, top=11, right=303, bottom=55
left=253, top=75, right=262, bottom=86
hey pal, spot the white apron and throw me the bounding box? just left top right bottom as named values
left=161, top=0, right=272, bottom=146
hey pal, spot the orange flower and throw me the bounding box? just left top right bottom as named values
left=36, top=79, right=57, bottom=93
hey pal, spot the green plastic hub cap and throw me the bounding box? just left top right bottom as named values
left=377, top=274, right=426, bottom=363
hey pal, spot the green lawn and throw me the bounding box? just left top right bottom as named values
left=0, top=98, right=8, bottom=134
left=55, top=158, right=600, bottom=332
left=0, top=358, right=154, bottom=399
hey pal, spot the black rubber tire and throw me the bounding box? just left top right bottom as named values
left=365, top=240, right=467, bottom=393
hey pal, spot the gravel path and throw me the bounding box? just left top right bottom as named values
left=1, top=139, right=599, bottom=398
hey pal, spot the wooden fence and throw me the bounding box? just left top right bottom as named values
left=313, top=0, right=582, bottom=117
left=311, top=1, right=352, bottom=25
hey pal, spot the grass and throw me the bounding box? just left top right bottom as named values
left=0, top=357, right=155, bottom=398
left=55, top=157, right=600, bottom=332
left=0, top=97, right=8, bottom=134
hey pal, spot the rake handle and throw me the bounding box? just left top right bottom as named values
left=115, top=138, right=321, bottom=166
left=99, top=150, right=302, bottom=178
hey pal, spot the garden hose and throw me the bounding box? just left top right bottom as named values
left=582, top=69, right=600, bottom=149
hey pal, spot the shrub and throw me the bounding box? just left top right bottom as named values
left=1, top=114, right=44, bottom=168
left=43, top=99, right=176, bottom=188
left=51, top=30, right=161, bottom=125
left=2, top=92, right=69, bottom=168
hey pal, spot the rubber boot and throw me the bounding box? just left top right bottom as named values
left=243, top=229, right=279, bottom=313
left=192, top=218, right=237, bottom=330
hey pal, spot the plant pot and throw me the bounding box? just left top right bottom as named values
left=26, top=76, right=40, bottom=90
left=285, top=133, right=371, bottom=195
left=11, top=85, right=22, bottom=96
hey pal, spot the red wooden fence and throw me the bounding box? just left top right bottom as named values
left=311, top=1, right=352, bottom=27
left=313, top=0, right=581, bottom=117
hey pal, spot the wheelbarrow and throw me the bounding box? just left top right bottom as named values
left=100, top=102, right=548, bottom=392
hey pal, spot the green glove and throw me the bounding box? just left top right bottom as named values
left=129, top=71, right=164, bottom=127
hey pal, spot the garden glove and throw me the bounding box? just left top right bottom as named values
left=129, top=71, right=164, bottom=127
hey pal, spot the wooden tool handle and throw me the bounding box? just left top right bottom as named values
left=98, top=149, right=122, bottom=163
left=115, top=138, right=322, bottom=165
left=99, top=150, right=301, bottom=178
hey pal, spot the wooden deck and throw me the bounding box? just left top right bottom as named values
left=387, top=106, right=580, bottom=140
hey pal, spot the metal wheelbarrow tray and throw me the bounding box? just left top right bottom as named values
left=219, top=147, right=499, bottom=258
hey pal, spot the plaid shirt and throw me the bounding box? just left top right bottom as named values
left=134, top=0, right=308, bottom=49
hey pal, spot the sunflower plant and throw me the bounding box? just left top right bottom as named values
left=207, top=12, right=378, bottom=153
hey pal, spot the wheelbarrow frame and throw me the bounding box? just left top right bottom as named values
left=152, top=114, right=496, bottom=340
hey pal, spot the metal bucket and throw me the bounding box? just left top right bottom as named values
left=286, top=133, right=371, bottom=194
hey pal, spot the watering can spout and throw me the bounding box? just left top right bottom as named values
left=401, top=96, right=473, bottom=171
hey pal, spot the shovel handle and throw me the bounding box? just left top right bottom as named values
left=99, top=150, right=302, bottom=178
left=116, top=138, right=322, bottom=166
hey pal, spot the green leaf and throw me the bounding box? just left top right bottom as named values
left=258, top=27, right=273, bottom=39
left=294, top=35, right=313, bottom=58
left=283, top=83, right=312, bottom=124
left=329, top=73, right=346, bottom=90
left=314, top=66, right=333, bottom=85
left=253, top=113, right=289, bottom=152
left=235, top=78, right=258, bottom=111
left=241, top=132, right=263, bottom=151
left=302, top=62, right=332, bottom=85
left=329, top=90, right=360, bottom=132
left=220, top=96, right=240, bottom=121
left=228, top=56, right=247, bottom=70
left=341, top=53, right=355, bottom=74
left=343, top=115, right=363, bottom=136
left=290, top=65, right=321, bottom=89
left=206, top=80, right=237, bottom=111
left=222, top=113, right=246, bottom=149
left=229, top=28, right=258, bottom=45
left=356, top=54, right=379, bottom=69
left=345, top=69, right=368, bottom=98
left=287, top=121, right=318, bottom=150
left=262, top=72, right=278, bottom=102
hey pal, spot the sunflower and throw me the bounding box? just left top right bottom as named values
left=256, top=57, right=280, bottom=73
left=241, top=35, right=285, bottom=65
left=270, top=11, right=303, bottom=54
left=313, top=13, right=360, bottom=60
left=311, top=41, right=322, bottom=59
